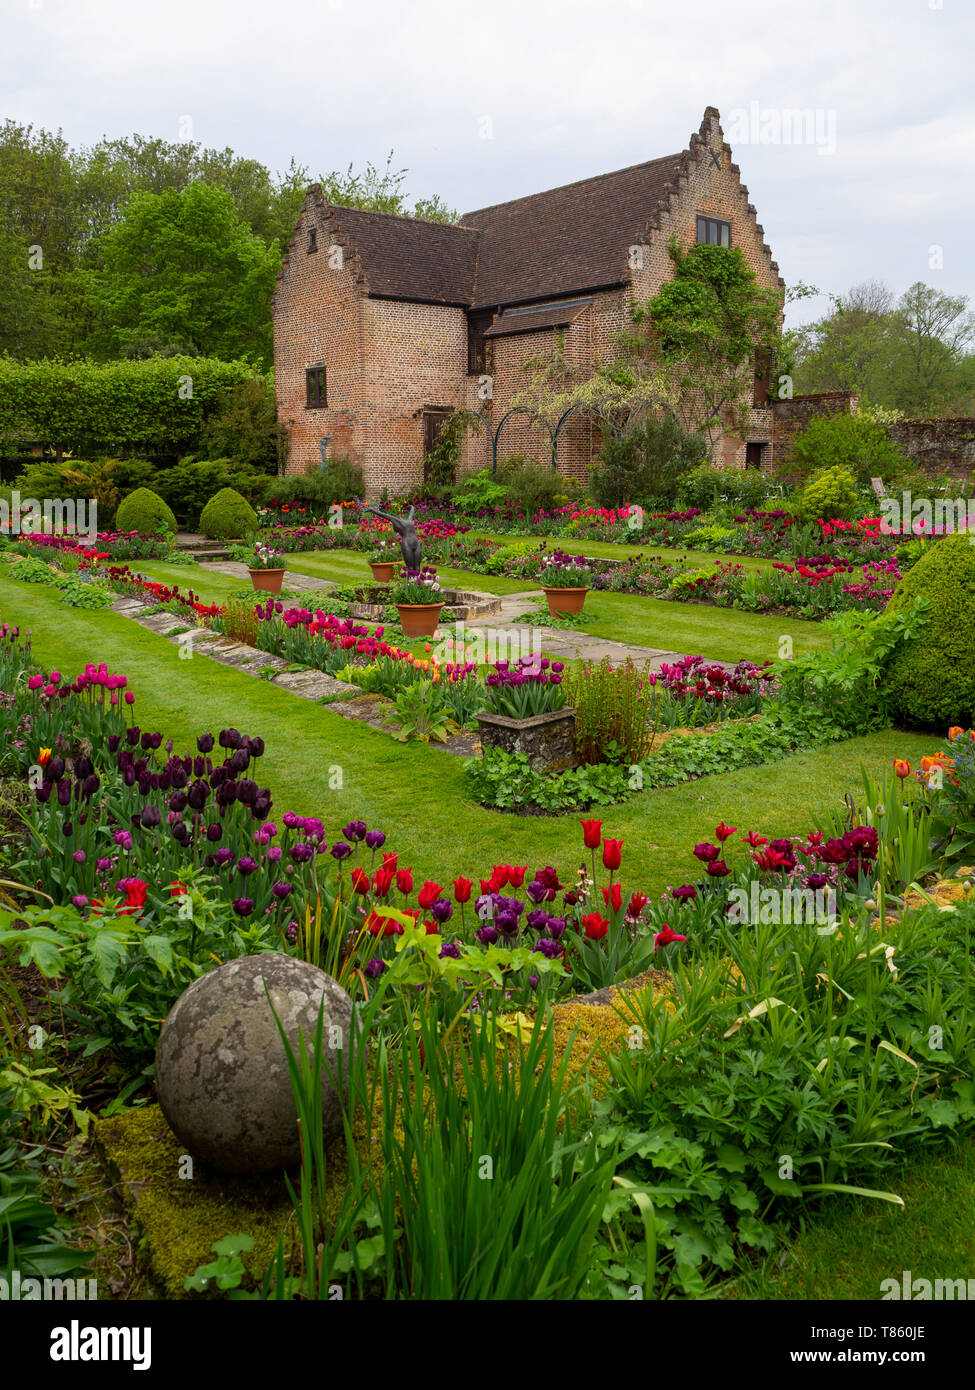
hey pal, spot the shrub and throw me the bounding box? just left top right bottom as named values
left=199, top=376, right=285, bottom=472
left=114, top=487, right=177, bottom=536
left=15, top=458, right=157, bottom=527
left=498, top=461, right=567, bottom=516
left=263, top=460, right=364, bottom=519
left=563, top=657, right=658, bottom=765
left=155, top=458, right=264, bottom=528
left=451, top=468, right=508, bottom=513
left=676, top=463, right=780, bottom=511
left=801, top=466, right=859, bottom=521
left=790, top=412, right=908, bottom=485
left=885, top=534, right=975, bottom=728
left=198, top=487, right=258, bottom=540
left=591, top=417, right=705, bottom=508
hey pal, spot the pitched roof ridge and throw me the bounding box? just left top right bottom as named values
left=315, top=198, right=478, bottom=233
left=460, top=152, right=683, bottom=221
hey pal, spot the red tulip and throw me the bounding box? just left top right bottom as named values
left=381, top=850, right=398, bottom=872
left=453, top=876, right=473, bottom=903
left=582, top=911, right=609, bottom=940
left=602, top=838, right=623, bottom=871
left=508, top=866, right=527, bottom=888
left=705, top=860, right=731, bottom=878
left=372, top=866, right=394, bottom=896
left=417, top=880, right=441, bottom=910
left=581, top=819, right=603, bottom=849
left=351, top=867, right=370, bottom=895
left=169, top=881, right=188, bottom=897
left=396, top=868, right=413, bottom=895
left=715, top=822, right=737, bottom=842
left=601, top=882, right=622, bottom=913
left=744, top=832, right=768, bottom=848
left=627, top=891, right=650, bottom=918
left=654, top=925, right=687, bottom=951
left=479, top=878, right=494, bottom=895
left=491, top=864, right=510, bottom=888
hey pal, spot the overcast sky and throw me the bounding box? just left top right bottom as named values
left=3, top=0, right=973, bottom=328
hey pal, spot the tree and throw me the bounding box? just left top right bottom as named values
left=637, top=241, right=782, bottom=458
left=793, top=279, right=975, bottom=414
left=87, top=183, right=280, bottom=366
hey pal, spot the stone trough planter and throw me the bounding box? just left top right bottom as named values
left=475, top=707, right=577, bottom=772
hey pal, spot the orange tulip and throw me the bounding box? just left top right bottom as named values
left=893, top=759, right=911, bottom=779
left=921, top=754, right=954, bottom=773
left=948, top=727, right=965, bottom=741
left=37, top=747, right=52, bottom=767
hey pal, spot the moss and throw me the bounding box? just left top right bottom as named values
left=94, top=1098, right=381, bottom=1298
left=885, top=534, right=975, bottom=728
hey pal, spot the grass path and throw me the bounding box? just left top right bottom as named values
left=0, top=571, right=930, bottom=891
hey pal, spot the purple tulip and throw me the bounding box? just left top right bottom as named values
left=365, top=958, right=386, bottom=979
left=330, top=842, right=352, bottom=861
left=237, top=856, right=258, bottom=876
left=272, top=881, right=293, bottom=900
left=439, top=940, right=462, bottom=959
left=365, top=830, right=386, bottom=850
left=232, top=897, right=254, bottom=917
left=475, top=923, right=499, bottom=945
left=430, top=898, right=453, bottom=924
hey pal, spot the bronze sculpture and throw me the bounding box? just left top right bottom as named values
left=357, top=500, right=422, bottom=571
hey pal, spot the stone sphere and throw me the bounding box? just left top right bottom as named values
left=154, top=953, right=356, bottom=1175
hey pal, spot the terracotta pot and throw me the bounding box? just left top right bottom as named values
left=541, top=586, right=588, bottom=617
left=369, top=561, right=396, bottom=583
left=248, top=568, right=285, bottom=595
left=396, top=603, right=444, bottom=638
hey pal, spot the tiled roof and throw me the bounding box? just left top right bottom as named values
left=317, top=201, right=479, bottom=305
left=460, top=154, right=686, bottom=308
left=482, top=299, right=593, bottom=338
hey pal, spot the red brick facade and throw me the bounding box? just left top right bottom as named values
left=272, top=107, right=785, bottom=498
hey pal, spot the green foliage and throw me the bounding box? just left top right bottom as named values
left=0, top=1089, right=93, bottom=1280
left=85, top=182, right=280, bottom=366
left=637, top=241, right=782, bottom=452
left=451, top=468, right=508, bottom=513
left=199, top=486, right=258, bottom=539
left=263, top=460, right=363, bottom=519
left=601, top=897, right=975, bottom=1296
left=154, top=458, right=264, bottom=528
left=496, top=458, right=569, bottom=515
left=885, top=534, right=975, bottom=728
left=564, top=657, right=658, bottom=765
left=115, top=486, right=177, bottom=536
left=384, top=680, right=458, bottom=743
left=0, top=356, right=264, bottom=456
left=790, top=412, right=907, bottom=485
left=591, top=417, right=705, bottom=508
left=422, top=412, right=480, bottom=491
left=676, top=463, right=782, bottom=511
left=198, top=376, right=285, bottom=472
left=13, top=457, right=158, bottom=527
left=801, top=465, right=859, bottom=521
left=773, top=601, right=931, bottom=733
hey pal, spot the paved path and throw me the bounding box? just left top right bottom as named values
left=196, top=558, right=337, bottom=593
left=445, top=589, right=722, bottom=672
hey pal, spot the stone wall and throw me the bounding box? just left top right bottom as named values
left=770, top=391, right=858, bottom=472
left=887, top=419, right=975, bottom=479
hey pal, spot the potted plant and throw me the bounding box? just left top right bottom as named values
left=538, top=551, right=591, bottom=616
left=392, top=566, right=444, bottom=638
left=242, top=540, right=286, bottom=594
left=475, top=657, right=576, bottom=771
left=368, top=539, right=399, bottom=584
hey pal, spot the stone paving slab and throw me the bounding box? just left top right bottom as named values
left=196, top=559, right=335, bottom=591
left=272, top=669, right=352, bottom=701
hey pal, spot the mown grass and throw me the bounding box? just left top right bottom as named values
left=730, top=1140, right=975, bottom=1300
left=0, top=571, right=931, bottom=891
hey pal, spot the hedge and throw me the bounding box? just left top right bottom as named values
left=0, top=356, right=271, bottom=455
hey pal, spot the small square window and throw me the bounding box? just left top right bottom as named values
left=307, top=227, right=318, bottom=253
left=696, top=215, right=731, bottom=248
left=305, top=365, right=327, bottom=408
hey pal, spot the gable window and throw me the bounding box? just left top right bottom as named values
left=307, top=227, right=318, bottom=253
left=305, top=365, right=327, bottom=408
left=696, top=215, right=731, bottom=247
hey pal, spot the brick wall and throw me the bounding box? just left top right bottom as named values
left=887, top=418, right=975, bottom=479
left=771, top=391, right=859, bottom=473
left=272, top=196, right=367, bottom=480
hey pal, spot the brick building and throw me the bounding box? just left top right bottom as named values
left=272, top=106, right=785, bottom=498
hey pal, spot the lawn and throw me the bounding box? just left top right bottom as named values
left=0, top=570, right=930, bottom=893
